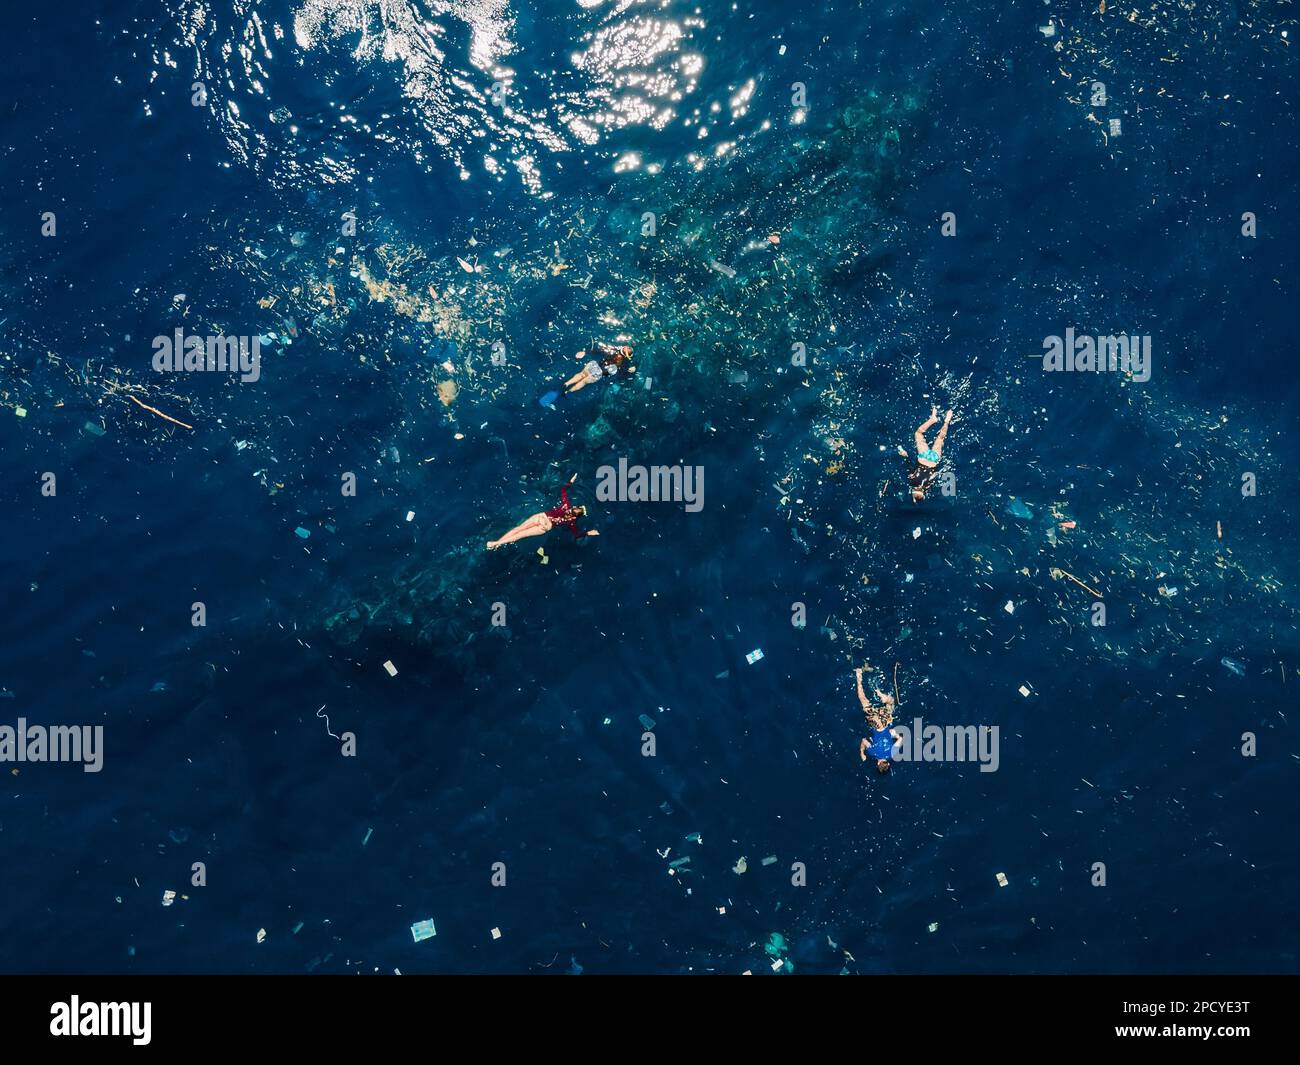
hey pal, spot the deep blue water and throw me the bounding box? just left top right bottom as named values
left=2, top=1, right=1298, bottom=974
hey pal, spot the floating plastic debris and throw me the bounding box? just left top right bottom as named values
left=746, top=648, right=764, bottom=665
left=161, top=890, right=176, bottom=907
left=709, top=260, right=737, bottom=278
left=996, top=872, right=1009, bottom=887
left=928, top=922, right=939, bottom=933
left=256, top=928, right=267, bottom=943
left=410, top=919, right=437, bottom=943
left=669, top=857, right=691, bottom=869
left=1039, top=23, right=1055, bottom=37
left=294, top=527, right=311, bottom=539
left=405, top=511, right=415, bottom=522
left=733, top=856, right=748, bottom=874
left=490, top=928, right=502, bottom=940
left=456, top=257, right=475, bottom=273
left=83, top=421, right=106, bottom=437
left=761, top=856, right=778, bottom=866
left=382, top=660, right=398, bottom=677
left=764, top=933, right=793, bottom=972
left=1004, top=601, right=1015, bottom=614
left=1019, top=685, right=1032, bottom=697
left=638, top=713, right=656, bottom=731
left=1108, top=118, right=1122, bottom=138
left=362, top=827, right=373, bottom=846
left=912, top=527, right=922, bottom=539
left=1220, top=657, right=1245, bottom=677
left=14, top=407, right=25, bottom=418
left=686, top=832, right=702, bottom=844
left=1005, top=498, right=1034, bottom=520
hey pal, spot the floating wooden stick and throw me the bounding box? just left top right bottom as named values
left=128, top=394, right=193, bottom=430
left=1049, top=566, right=1102, bottom=599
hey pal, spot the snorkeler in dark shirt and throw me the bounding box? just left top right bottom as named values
left=563, top=342, right=636, bottom=394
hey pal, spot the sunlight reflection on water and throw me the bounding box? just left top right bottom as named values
left=164, top=0, right=721, bottom=193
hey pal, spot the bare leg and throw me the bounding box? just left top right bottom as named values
left=487, top=513, right=551, bottom=549
left=563, top=372, right=585, bottom=389
left=854, top=668, right=871, bottom=713
left=565, top=375, right=591, bottom=394
left=931, top=410, right=953, bottom=458
left=915, top=408, right=939, bottom=454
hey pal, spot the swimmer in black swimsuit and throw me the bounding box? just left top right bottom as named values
left=897, top=405, right=953, bottom=502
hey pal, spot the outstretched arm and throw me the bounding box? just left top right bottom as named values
left=859, top=737, right=869, bottom=762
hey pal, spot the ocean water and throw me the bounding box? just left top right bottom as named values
left=1, top=0, right=1298, bottom=975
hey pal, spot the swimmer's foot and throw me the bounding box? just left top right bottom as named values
left=486, top=540, right=499, bottom=550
